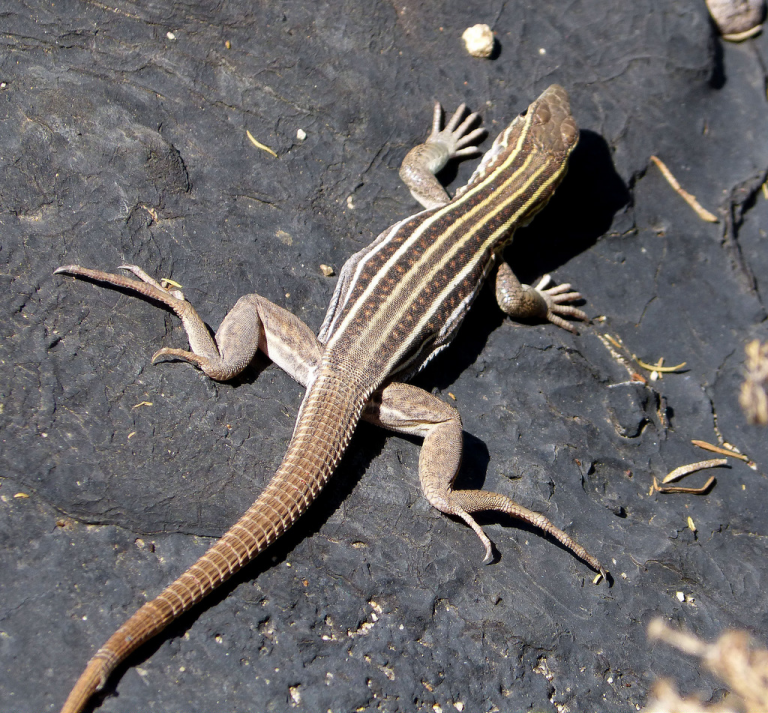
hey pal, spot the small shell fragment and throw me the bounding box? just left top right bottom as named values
left=461, top=24, right=495, bottom=58
left=706, top=0, right=765, bottom=40
left=296, top=128, right=307, bottom=141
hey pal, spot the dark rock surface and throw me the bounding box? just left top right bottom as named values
left=2, top=1, right=767, bottom=711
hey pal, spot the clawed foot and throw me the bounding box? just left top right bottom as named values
left=449, top=488, right=607, bottom=578
left=534, top=274, right=588, bottom=333
left=399, top=101, right=486, bottom=210
left=495, top=262, right=587, bottom=334
left=426, top=102, right=486, bottom=161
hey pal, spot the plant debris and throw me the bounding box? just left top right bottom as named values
left=650, top=155, right=719, bottom=223
left=740, top=340, right=768, bottom=425
left=645, top=619, right=768, bottom=713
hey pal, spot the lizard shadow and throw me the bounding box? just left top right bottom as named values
left=507, top=128, right=630, bottom=283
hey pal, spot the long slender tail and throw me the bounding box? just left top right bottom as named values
left=60, top=370, right=366, bottom=713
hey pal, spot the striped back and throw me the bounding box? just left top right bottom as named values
left=322, top=85, right=578, bottom=387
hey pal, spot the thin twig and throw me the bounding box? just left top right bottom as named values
left=246, top=129, right=278, bottom=157
left=691, top=440, right=750, bottom=462
left=650, top=155, right=719, bottom=223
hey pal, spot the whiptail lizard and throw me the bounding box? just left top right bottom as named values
left=54, top=84, right=606, bottom=713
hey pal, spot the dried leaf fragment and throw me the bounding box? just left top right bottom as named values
left=647, top=619, right=768, bottom=713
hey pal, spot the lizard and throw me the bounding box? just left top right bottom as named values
left=54, top=84, right=606, bottom=713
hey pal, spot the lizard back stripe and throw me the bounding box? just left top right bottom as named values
left=323, top=105, right=537, bottom=350
left=325, top=102, right=571, bottom=381
left=382, top=159, right=570, bottom=375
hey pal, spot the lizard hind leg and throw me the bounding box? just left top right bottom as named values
left=55, top=264, right=252, bottom=381
left=449, top=489, right=607, bottom=577
left=362, top=382, right=493, bottom=560
left=363, top=381, right=606, bottom=576
left=55, top=264, right=323, bottom=385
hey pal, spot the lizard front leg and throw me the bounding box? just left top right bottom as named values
left=495, top=261, right=588, bottom=333
left=55, top=265, right=322, bottom=386
left=399, top=103, right=485, bottom=210
left=363, top=382, right=606, bottom=576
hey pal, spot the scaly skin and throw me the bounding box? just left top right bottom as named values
left=55, top=85, right=605, bottom=713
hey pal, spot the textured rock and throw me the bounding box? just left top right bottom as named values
left=2, top=1, right=768, bottom=712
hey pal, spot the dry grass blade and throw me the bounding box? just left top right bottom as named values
left=692, top=440, right=750, bottom=462
left=654, top=475, right=716, bottom=494
left=650, top=155, right=719, bottom=223
left=246, top=129, right=278, bottom=157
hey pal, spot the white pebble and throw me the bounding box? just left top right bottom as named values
left=461, top=24, right=495, bottom=58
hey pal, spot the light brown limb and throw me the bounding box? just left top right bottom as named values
left=494, top=261, right=588, bottom=333
left=55, top=265, right=322, bottom=386
left=399, top=103, right=485, bottom=210
left=363, top=382, right=605, bottom=575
